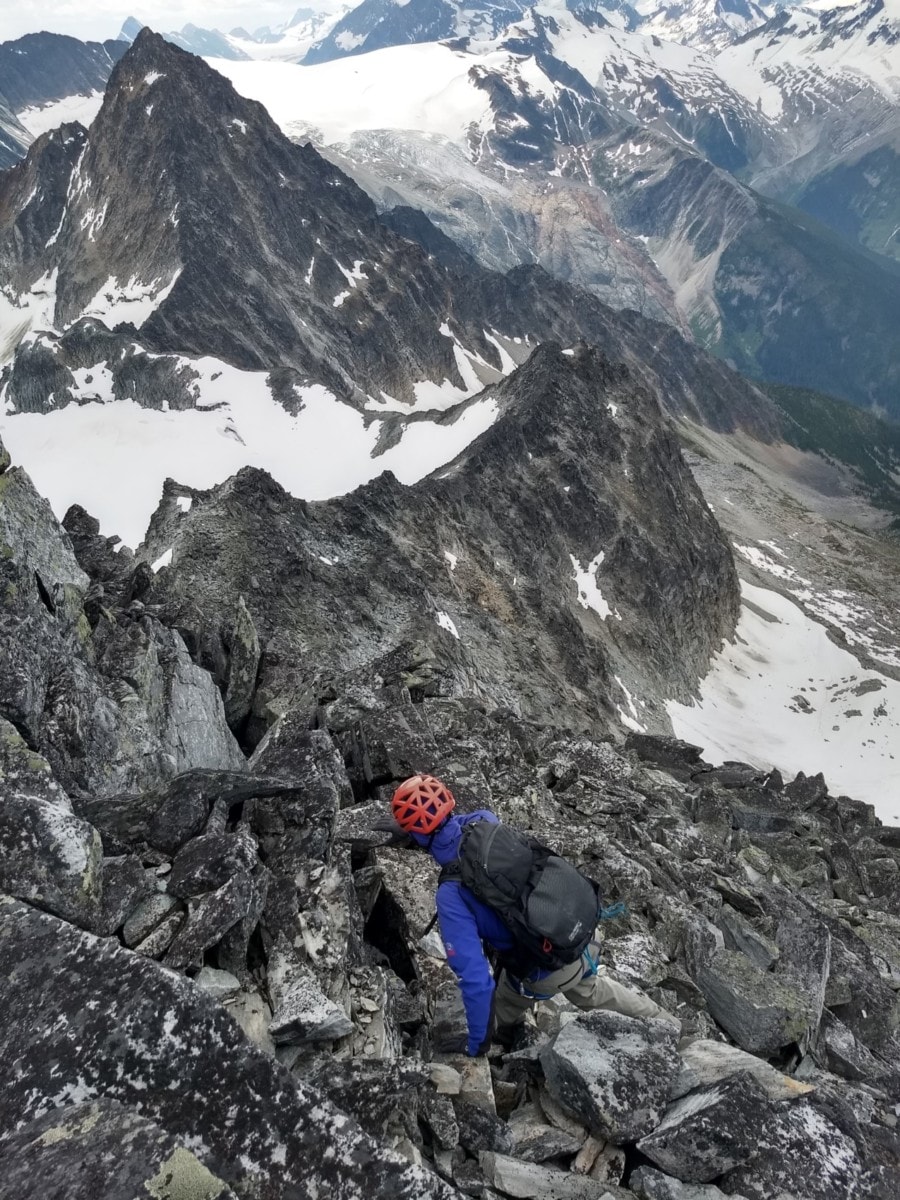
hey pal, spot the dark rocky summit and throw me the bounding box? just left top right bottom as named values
left=130, top=342, right=738, bottom=743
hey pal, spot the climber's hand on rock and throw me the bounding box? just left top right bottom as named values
left=370, top=816, right=415, bottom=848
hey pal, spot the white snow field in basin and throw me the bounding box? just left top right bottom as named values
left=17, top=91, right=105, bottom=138
left=0, top=357, right=499, bottom=550
left=667, top=582, right=900, bottom=823
left=208, top=44, right=556, bottom=147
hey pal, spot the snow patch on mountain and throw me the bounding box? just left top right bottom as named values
left=667, top=581, right=900, bottom=820
left=83, top=271, right=183, bottom=330
left=0, top=270, right=58, bottom=363
left=17, top=91, right=105, bottom=138
left=0, top=355, right=500, bottom=547
left=716, top=0, right=900, bottom=110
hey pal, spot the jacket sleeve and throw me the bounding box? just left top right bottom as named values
left=436, top=881, right=495, bottom=1056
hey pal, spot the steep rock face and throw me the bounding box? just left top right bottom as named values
left=791, top=128, right=900, bottom=266
left=0, top=435, right=242, bottom=798
left=0, top=97, right=31, bottom=171
left=603, top=131, right=900, bottom=415
left=118, top=344, right=739, bottom=741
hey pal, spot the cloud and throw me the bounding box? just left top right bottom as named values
left=0, top=3, right=317, bottom=43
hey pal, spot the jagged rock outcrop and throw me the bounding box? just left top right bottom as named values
left=106, top=344, right=739, bottom=745
left=0, top=435, right=243, bottom=798
left=0, top=897, right=455, bottom=1200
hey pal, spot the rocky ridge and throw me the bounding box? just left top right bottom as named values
left=3, top=586, right=900, bottom=1197
left=3, top=376, right=900, bottom=1196
left=99, top=343, right=738, bottom=748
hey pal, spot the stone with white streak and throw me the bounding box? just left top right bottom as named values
left=637, top=1072, right=778, bottom=1182
left=540, top=1011, right=680, bottom=1142
left=480, top=1152, right=621, bottom=1199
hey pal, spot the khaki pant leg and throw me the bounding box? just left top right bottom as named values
left=494, top=960, right=584, bottom=1027
left=562, top=965, right=679, bottom=1026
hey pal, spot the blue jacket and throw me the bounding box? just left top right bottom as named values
left=412, top=810, right=517, bottom=1056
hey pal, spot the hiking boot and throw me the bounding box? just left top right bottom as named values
left=492, top=1022, right=524, bottom=1051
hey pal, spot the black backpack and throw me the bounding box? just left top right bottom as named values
left=439, top=819, right=603, bottom=975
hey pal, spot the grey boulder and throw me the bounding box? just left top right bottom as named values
left=636, top=1072, right=778, bottom=1183
left=167, top=830, right=258, bottom=898
left=670, top=1039, right=815, bottom=1102
left=540, top=1011, right=680, bottom=1142
left=0, top=896, right=456, bottom=1200
left=0, top=793, right=103, bottom=930
left=720, top=1100, right=866, bottom=1200
left=693, top=948, right=813, bottom=1054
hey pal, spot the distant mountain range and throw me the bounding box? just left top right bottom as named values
left=1, top=0, right=898, bottom=416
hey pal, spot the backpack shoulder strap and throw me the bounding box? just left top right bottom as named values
left=438, top=860, right=462, bottom=886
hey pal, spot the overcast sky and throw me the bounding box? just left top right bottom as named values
left=0, top=3, right=328, bottom=42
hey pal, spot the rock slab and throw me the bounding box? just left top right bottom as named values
left=0, top=897, right=456, bottom=1200
left=540, top=1011, right=680, bottom=1143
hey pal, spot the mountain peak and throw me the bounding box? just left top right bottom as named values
left=119, top=16, right=144, bottom=41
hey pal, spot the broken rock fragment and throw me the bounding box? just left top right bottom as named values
left=693, top=948, right=813, bottom=1054
left=267, top=938, right=353, bottom=1044
left=540, top=1011, right=680, bottom=1142
left=164, top=870, right=255, bottom=969
left=0, top=794, right=103, bottom=930
left=636, top=1071, right=777, bottom=1182
left=480, top=1152, right=621, bottom=1199
left=630, top=1166, right=745, bottom=1200
left=167, top=829, right=258, bottom=898
left=670, top=1039, right=815, bottom=1102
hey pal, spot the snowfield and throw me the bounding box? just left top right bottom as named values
left=17, top=91, right=105, bottom=137
left=667, top=582, right=900, bottom=823
left=207, top=45, right=556, bottom=146
left=0, top=357, right=500, bottom=548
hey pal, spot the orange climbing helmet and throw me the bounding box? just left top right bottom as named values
left=391, top=774, right=456, bottom=835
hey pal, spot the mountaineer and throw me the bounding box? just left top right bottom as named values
left=373, top=773, right=680, bottom=1057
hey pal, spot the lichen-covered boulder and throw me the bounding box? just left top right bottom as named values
left=168, top=830, right=258, bottom=899
left=693, top=948, right=813, bottom=1054
left=0, top=716, right=69, bottom=807
left=267, top=939, right=354, bottom=1044
left=636, top=1072, right=778, bottom=1183
left=719, top=1100, right=866, bottom=1200
left=540, top=1011, right=680, bottom=1143
left=95, top=854, right=156, bottom=937
left=0, top=897, right=457, bottom=1200
left=0, top=1100, right=239, bottom=1200
left=163, top=869, right=256, bottom=969
left=0, top=795, right=103, bottom=930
